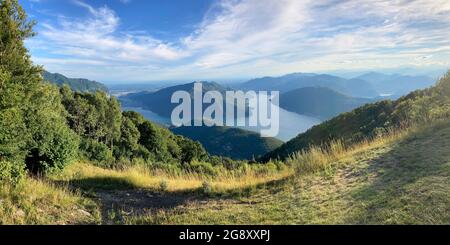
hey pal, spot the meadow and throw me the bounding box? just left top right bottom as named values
left=3, top=120, right=448, bottom=224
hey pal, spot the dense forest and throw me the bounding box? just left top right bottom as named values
left=171, top=125, right=283, bottom=160
left=0, top=0, right=230, bottom=185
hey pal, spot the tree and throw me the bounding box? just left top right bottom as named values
left=115, top=116, right=140, bottom=159
left=138, top=121, right=169, bottom=161
left=105, top=96, right=122, bottom=149
left=0, top=0, right=78, bottom=174
left=0, top=68, right=26, bottom=162
left=177, top=137, right=208, bottom=164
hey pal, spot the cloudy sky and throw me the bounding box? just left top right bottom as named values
left=23, top=0, right=450, bottom=83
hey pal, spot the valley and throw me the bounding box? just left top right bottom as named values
left=1, top=0, right=449, bottom=227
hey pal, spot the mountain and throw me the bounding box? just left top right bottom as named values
left=171, top=125, right=283, bottom=160
left=120, top=81, right=240, bottom=118
left=261, top=72, right=449, bottom=162
left=356, top=72, right=435, bottom=97
left=279, top=87, right=374, bottom=120
left=239, top=72, right=379, bottom=98
left=42, top=71, right=108, bottom=93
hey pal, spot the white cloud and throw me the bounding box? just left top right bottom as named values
left=37, top=1, right=186, bottom=66
left=30, top=0, right=450, bottom=81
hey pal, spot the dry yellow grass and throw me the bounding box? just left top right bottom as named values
left=54, top=126, right=410, bottom=196
left=56, top=161, right=294, bottom=193
left=286, top=127, right=409, bottom=176
left=0, top=121, right=440, bottom=224
left=0, top=178, right=99, bottom=224
left=127, top=122, right=450, bottom=224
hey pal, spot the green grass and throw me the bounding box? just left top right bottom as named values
left=0, top=178, right=100, bottom=224
left=2, top=121, right=449, bottom=224
left=123, top=122, right=450, bottom=224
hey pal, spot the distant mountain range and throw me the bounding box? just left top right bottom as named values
left=119, top=71, right=438, bottom=160
left=260, top=73, right=445, bottom=162
left=171, top=125, right=283, bottom=160
left=43, top=71, right=108, bottom=93
left=120, top=81, right=243, bottom=118
left=239, top=72, right=435, bottom=98
left=279, top=87, right=375, bottom=120
left=355, top=72, right=435, bottom=97
left=238, top=72, right=379, bottom=98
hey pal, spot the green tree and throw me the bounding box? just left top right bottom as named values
left=138, top=121, right=169, bottom=161
left=115, top=116, right=140, bottom=159
left=0, top=0, right=78, bottom=174
left=105, top=96, right=122, bottom=149
left=177, top=137, right=208, bottom=164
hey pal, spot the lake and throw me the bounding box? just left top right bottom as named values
left=121, top=103, right=321, bottom=142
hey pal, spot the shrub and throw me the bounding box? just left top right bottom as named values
left=25, top=120, right=80, bottom=174
left=0, top=160, right=26, bottom=186
left=150, top=162, right=183, bottom=175
left=159, top=180, right=168, bottom=192
left=202, top=181, right=212, bottom=194
left=79, top=138, right=114, bottom=166
left=187, top=161, right=218, bottom=176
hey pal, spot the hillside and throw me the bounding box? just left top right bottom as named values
left=239, top=73, right=379, bottom=98
left=6, top=119, right=447, bottom=224
left=120, top=81, right=231, bottom=118
left=261, top=72, right=450, bottom=162
left=43, top=71, right=108, bottom=93
left=356, top=72, right=435, bottom=97
left=1, top=0, right=448, bottom=227
left=133, top=121, right=450, bottom=224
left=279, top=87, right=374, bottom=120
left=171, top=126, right=283, bottom=160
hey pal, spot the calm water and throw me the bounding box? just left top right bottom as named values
left=237, top=106, right=321, bottom=141
left=122, top=106, right=172, bottom=127
left=121, top=103, right=321, bottom=142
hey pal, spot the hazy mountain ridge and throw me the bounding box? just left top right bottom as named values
left=356, top=72, right=435, bottom=97
left=279, top=87, right=375, bottom=120
left=261, top=72, right=449, bottom=162
left=42, top=71, right=108, bottom=93
left=239, top=72, right=379, bottom=98
left=120, top=81, right=230, bottom=118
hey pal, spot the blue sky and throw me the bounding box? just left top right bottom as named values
left=22, top=0, right=450, bottom=83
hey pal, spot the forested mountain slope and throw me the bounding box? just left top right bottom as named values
left=262, top=72, right=450, bottom=161
left=120, top=81, right=229, bottom=118
left=43, top=71, right=108, bottom=93
left=171, top=125, right=283, bottom=160
left=279, top=87, right=374, bottom=120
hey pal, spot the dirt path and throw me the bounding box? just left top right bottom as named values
left=91, top=189, right=203, bottom=224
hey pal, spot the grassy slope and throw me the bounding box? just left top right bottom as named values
left=129, top=121, right=450, bottom=224
left=0, top=178, right=99, bottom=224
left=2, top=121, right=448, bottom=224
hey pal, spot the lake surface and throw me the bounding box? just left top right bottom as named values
left=121, top=104, right=321, bottom=142
left=122, top=106, right=172, bottom=127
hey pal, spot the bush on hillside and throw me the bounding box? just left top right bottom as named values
left=186, top=160, right=218, bottom=176
left=79, top=138, right=114, bottom=166
left=0, top=160, right=25, bottom=186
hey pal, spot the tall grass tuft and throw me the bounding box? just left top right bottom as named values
left=287, top=127, right=410, bottom=176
